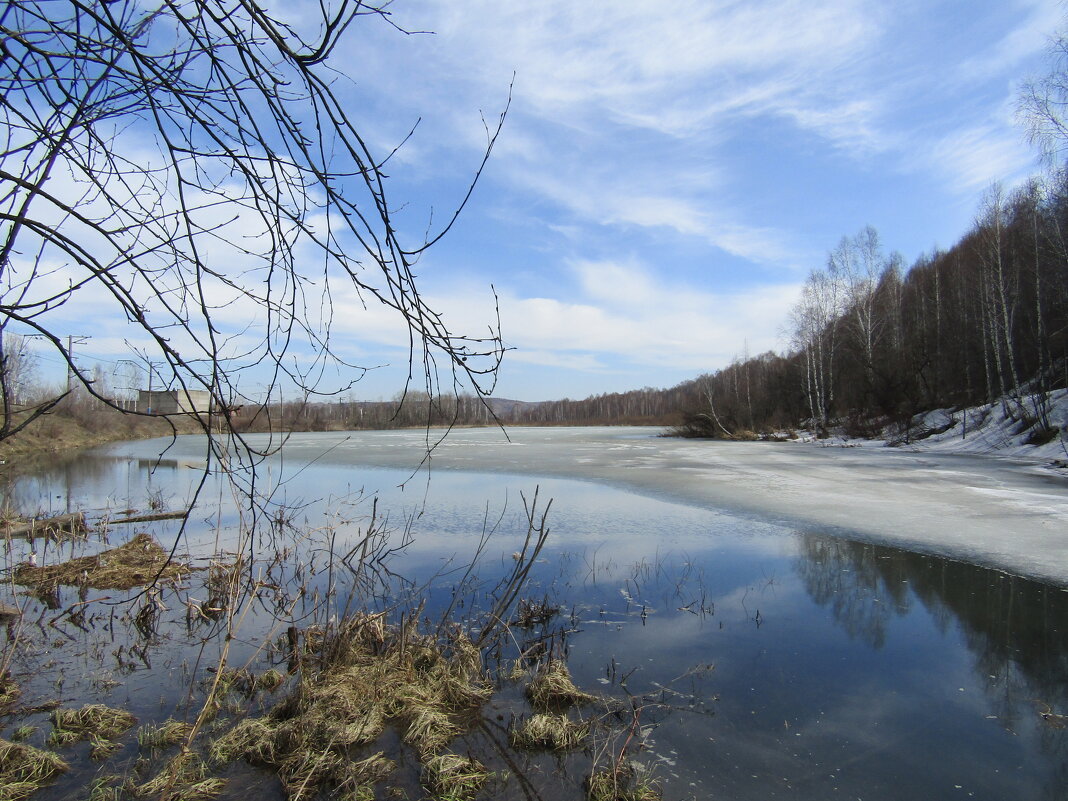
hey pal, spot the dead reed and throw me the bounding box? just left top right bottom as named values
left=509, top=712, right=591, bottom=751
left=209, top=612, right=492, bottom=799
left=137, top=719, right=195, bottom=751
left=526, top=659, right=597, bottom=711
left=585, top=760, right=661, bottom=801
left=133, top=750, right=226, bottom=801
left=0, top=738, right=69, bottom=799
left=13, top=532, right=192, bottom=591
left=49, top=703, right=137, bottom=747
left=421, top=753, right=492, bottom=801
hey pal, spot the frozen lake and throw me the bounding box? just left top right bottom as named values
left=4, top=425, right=1068, bottom=800
left=208, top=425, right=1068, bottom=585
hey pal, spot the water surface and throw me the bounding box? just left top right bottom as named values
left=2, top=427, right=1066, bottom=800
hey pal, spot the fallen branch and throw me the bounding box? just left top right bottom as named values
left=106, top=509, right=190, bottom=525
left=0, top=512, right=86, bottom=540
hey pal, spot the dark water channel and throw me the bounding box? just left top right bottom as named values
left=1, top=430, right=1067, bottom=800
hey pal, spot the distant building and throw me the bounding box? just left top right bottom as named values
left=137, top=389, right=212, bottom=416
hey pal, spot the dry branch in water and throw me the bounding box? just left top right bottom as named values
left=0, top=512, right=86, bottom=541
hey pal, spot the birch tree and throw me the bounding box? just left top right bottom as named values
left=790, top=268, right=843, bottom=434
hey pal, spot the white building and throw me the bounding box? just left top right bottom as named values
left=137, top=389, right=212, bottom=416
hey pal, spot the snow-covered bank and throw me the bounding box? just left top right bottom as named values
left=796, top=388, right=1068, bottom=464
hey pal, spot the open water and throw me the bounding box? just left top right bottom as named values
left=2, top=427, right=1066, bottom=800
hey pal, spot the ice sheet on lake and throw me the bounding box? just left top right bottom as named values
left=134, top=408, right=1068, bottom=586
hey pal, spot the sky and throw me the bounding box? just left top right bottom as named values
left=16, top=0, right=1067, bottom=403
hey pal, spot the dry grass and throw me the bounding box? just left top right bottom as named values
left=509, top=712, right=591, bottom=751
left=0, top=673, right=20, bottom=712
left=526, top=660, right=597, bottom=711
left=138, top=719, right=194, bottom=751
left=585, top=761, right=661, bottom=801
left=0, top=407, right=187, bottom=467
left=421, top=753, right=491, bottom=801
left=210, top=613, right=490, bottom=799
left=88, top=735, right=122, bottom=761
left=0, top=738, right=69, bottom=800
left=50, top=703, right=136, bottom=747
left=215, top=667, right=286, bottom=697
left=134, top=750, right=226, bottom=801
left=13, top=532, right=193, bottom=590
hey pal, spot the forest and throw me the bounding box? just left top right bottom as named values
left=675, top=174, right=1068, bottom=440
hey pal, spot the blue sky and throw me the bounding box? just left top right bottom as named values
left=24, top=0, right=1065, bottom=403
left=313, top=0, right=1064, bottom=401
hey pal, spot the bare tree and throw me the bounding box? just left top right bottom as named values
left=789, top=267, right=843, bottom=434
left=1020, top=30, right=1068, bottom=165
left=829, top=226, right=902, bottom=405
left=0, top=330, right=44, bottom=438
left=975, top=183, right=1022, bottom=404
left=0, top=1, right=506, bottom=466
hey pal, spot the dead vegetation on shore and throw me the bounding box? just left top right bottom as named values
left=0, top=482, right=672, bottom=801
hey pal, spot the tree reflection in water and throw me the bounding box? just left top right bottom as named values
left=797, top=532, right=1068, bottom=760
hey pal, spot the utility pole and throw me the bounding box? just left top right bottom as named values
left=23, top=333, right=88, bottom=393
left=65, top=335, right=89, bottom=393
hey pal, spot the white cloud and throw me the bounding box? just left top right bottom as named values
left=512, top=164, right=796, bottom=265
left=423, top=259, right=801, bottom=377
left=925, top=124, right=1037, bottom=195
left=506, top=349, right=607, bottom=372
left=429, top=0, right=880, bottom=136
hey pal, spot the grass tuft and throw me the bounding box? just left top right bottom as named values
left=526, top=660, right=597, bottom=711
left=135, top=750, right=226, bottom=801
left=0, top=673, right=21, bottom=712
left=509, top=712, right=591, bottom=751
left=0, top=738, right=69, bottom=799
left=9, top=726, right=35, bottom=743
left=50, top=704, right=136, bottom=747
left=586, top=761, right=661, bottom=801
left=421, top=753, right=491, bottom=801
left=138, top=719, right=194, bottom=751
left=208, top=614, right=490, bottom=798
left=14, top=532, right=193, bottom=591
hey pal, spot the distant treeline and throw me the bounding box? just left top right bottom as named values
left=230, top=387, right=694, bottom=432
